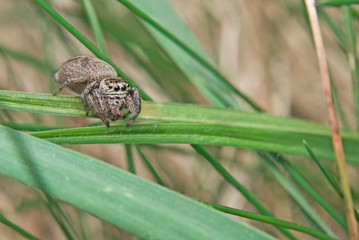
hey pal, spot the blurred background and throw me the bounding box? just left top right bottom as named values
left=0, top=0, right=356, bottom=239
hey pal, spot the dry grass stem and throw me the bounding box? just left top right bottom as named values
left=304, top=0, right=358, bottom=239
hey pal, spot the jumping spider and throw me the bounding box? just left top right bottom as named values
left=53, top=56, right=141, bottom=127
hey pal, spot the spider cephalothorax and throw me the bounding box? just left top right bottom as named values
left=53, top=56, right=141, bottom=127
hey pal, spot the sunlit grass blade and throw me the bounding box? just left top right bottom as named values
left=202, top=202, right=336, bottom=240
left=0, top=125, right=275, bottom=240
left=1, top=90, right=359, bottom=164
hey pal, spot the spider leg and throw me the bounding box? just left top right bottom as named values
left=126, top=112, right=139, bottom=126
left=52, top=76, right=88, bottom=95
left=86, top=90, right=110, bottom=127
left=80, top=81, right=100, bottom=115
left=125, top=87, right=141, bottom=126
left=121, top=111, right=131, bottom=119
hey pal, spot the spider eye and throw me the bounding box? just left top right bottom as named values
left=121, top=85, right=127, bottom=91
left=114, top=86, right=120, bottom=91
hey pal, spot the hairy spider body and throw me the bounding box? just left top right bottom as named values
left=53, top=56, right=141, bottom=127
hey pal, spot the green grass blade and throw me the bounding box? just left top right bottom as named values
left=203, top=202, right=336, bottom=240
left=317, top=9, right=347, bottom=48
left=258, top=152, right=336, bottom=238
left=319, top=0, right=359, bottom=6
left=0, top=125, right=275, bottom=240
left=125, top=144, right=135, bottom=173
left=1, top=90, right=359, bottom=164
left=192, top=145, right=296, bottom=239
left=304, top=140, right=359, bottom=221
left=82, top=0, right=109, bottom=56
left=303, top=140, right=342, bottom=196
left=343, top=6, right=359, bottom=132
left=277, top=155, right=346, bottom=229
left=0, top=213, right=40, bottom=240
left=117, top=0, right=262, bottom=110
left=135, top=145, right=165, bottom=186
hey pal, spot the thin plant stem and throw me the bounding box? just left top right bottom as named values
left=304, top=1, right=358, bottom=239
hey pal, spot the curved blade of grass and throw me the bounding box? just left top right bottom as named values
left=117, top=0, right=262, bottom=111
left=202, top=202, right=336, bottom=240
left=1, top=90, right=359, bottom=164
left=0, top=125, right=275, bottom=240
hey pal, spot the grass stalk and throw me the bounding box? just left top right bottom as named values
left=304, top=1, right=358, bottom=238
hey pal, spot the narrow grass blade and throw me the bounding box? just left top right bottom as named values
left=304, top=140, right=359, bottom=221
left=135, top=145, right=165, bottom=186
left=203, top=202, right=336, bottom=240
left=319, top=0, right=359, bottom=6
left=343, top=6, right=359, bottom=133
left=125, top=144, right=135, bottom=173
left=258, top=152, right=336, bottom=238
left=277, top=154, right=347, bottom=229
left=0, top=213, right=40, bottom=240
left=192, top=145, right=296, bottom=240
left=303, top=140, right=342, bottom=196
left=0, top=125, right=275, bottom=240
left=82, top=0, right=109, bottom=56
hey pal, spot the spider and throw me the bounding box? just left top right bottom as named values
left=53, top=56, right=141, bottom=127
